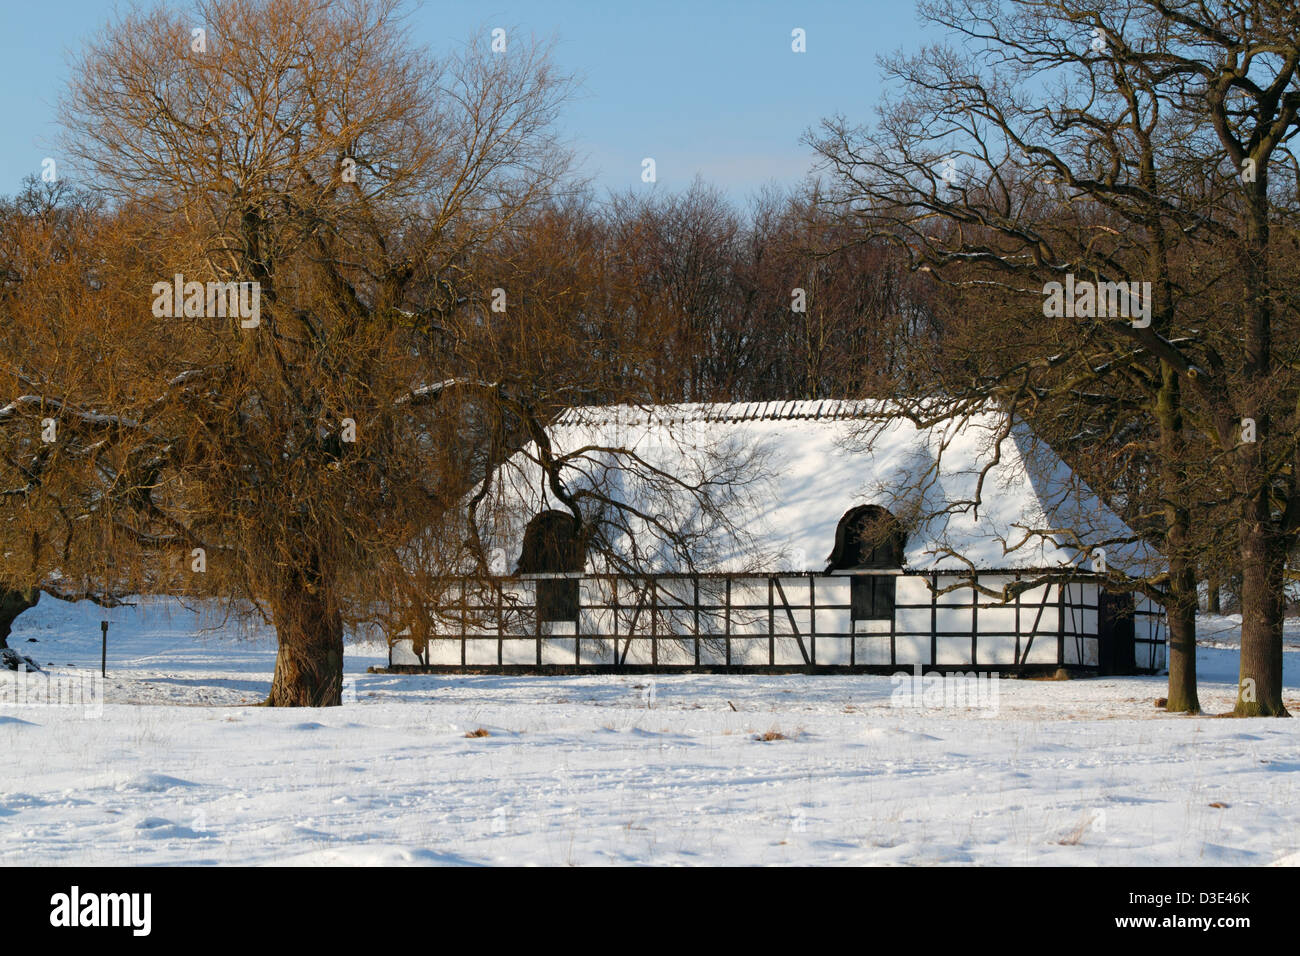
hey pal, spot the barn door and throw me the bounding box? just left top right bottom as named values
left=851, top=575, right=896, bottom=625
left=1097, top=589, right=1136, bottom=675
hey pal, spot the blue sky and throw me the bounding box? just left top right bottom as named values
left=0, top=0, right=934, bottom=202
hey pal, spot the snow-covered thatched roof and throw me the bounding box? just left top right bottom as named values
left=478, top=400, right=1161, bottom=576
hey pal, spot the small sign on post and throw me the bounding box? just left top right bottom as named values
left=100, top=620, right=108, bottom=677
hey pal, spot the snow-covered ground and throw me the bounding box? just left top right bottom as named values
left=2, top=599, right=1298, bottom=866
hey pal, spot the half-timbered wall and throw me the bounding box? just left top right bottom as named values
left=387, top=571, right=1165, bottom=673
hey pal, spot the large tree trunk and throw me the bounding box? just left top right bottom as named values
left=267, top=583, right=345, bottom=707
left=1164, top=561, right=1200, bottom=714
left=0, top=587, right=40, bottom=650
left=1233, top=184, right=1288, bottom=718
left=1235, top=512, right=1288, bottom=716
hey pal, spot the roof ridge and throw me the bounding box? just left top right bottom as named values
left=554, top=399, right=888, bottom=426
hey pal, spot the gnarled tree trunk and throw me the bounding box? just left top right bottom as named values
left=267, top=580, right=345, bottom=707
left=0, top=587, right=40, bottom=650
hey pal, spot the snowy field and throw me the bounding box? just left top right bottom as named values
left=2, top=598, right=1298, bottom=866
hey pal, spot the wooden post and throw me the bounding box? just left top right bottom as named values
left=1014, top=573, right=1022, bottom=666
left=888, top=574, right=896, bottom=668
left=693, top=576, right=700, bottom=666
left=930, top=572, right=938, bottom=669
left=725, top=577, right=732, bottom=666
left=496, top=581, right=504, bottom=667
left=850, top=574, right=857, bottom=667
left=100, top=620, right=108, bottom=678
left=650, top=578, right=658, bottom=667
left=768, top=577, right=775, bottom=666
left=1057, top=578, right=1066, bottom=666
left=809, top=575, right=817, bottom=666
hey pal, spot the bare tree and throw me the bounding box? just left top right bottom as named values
left=809, top=0, right=1300, bottom=715
left=0, top=176, right=142, bottom=645
left=6, top=0, right=576, bottom=704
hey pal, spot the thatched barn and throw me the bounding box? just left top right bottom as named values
left=388, top=401, right=1166, bottom=674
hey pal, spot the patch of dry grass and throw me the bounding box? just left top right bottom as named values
left=1056, top=812, right=1098, bottom=845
